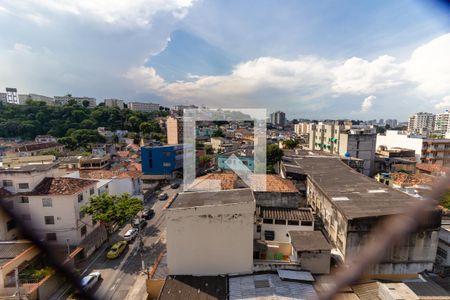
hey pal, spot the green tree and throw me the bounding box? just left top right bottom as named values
left=199, top=155, right=213, bottom=167
left=267, top=144, right=283, bottom=174
left=81, top=193, right=143, bottom=236
left=212, top=128, right=226, bottom=138
left=282, top=139, right=299, bottom=149
left=205, top=145, right=213, bottom=155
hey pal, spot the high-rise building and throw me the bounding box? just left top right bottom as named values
left=104, top=98, right=125, bottom=109
left=385, top=119, right=398, bottom=128
left=435, top=111, right=450, bottom=134
left=378, top=119, right=384, bottom=125
left=167, top=116, right=183, bottom=145
left=5, top=88, right=20, bottom=105
left=407, top=112, right=435, bottom=135
left=270, top=111, right=286, bottom=127
left=128, top=101, right=159, bottom=112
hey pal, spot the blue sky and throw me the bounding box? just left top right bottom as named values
left=0, top=0, right=449, bottom=120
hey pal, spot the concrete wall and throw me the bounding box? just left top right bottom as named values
left=166, top=200, right=255, bottom=275
left=0, top=207, right=19, bottom=240
left=259, top=222, right=313, bottom=243
left=0, top=167, right=59, bottom=194
left=292, top=250, right=331, bottom=274
left=253, top=192, right=300, bottom=208
left=0, top=245, right=40, bottom=288
left=339, top=133, right=376, bottom=176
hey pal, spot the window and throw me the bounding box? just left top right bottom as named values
left=2, top=180, right=13, bottom=187
left=301, top=221, right=313, bottom=226
left=18, top=183, right=29, bottom=189
left=42, top=198, right=52, bottom=207
left=256, top=225, right=261, bottom=233
left=6, top=220, right=15, bottom=231
left=80, top=225, right=87, bottom=236
left=163, top=162, right=171, bottom=167
left=264, top=230, right=275, bottom=241
left=288, top=220, right=300, bottom=226
left=437, top=246, right=448, bottom=259
left=275, top=219, right=286, bottom=225
left=89, top=188, right=95, bottom=195
left=20, top=196, right=29, bottom=203
left=79, top=211, right=85, bottom=219
left=263, top=218, right=273, bottom=224
left=22, top=214, right=31, bottom=221
left=44, top=216, right=55, bottom=225
left=46, top=233, right=57, bottom=241
left=78, top=194, right=83, bottom=203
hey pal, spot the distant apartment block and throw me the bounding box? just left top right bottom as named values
left=377, top=130, right=450, bottom=166
left=270, top=111, right=286, bottom=127
left=5, top=88, right=20, bottom=105
left=435, top=111, right=450, bottom=135
left=128, top=101, right=159, bottom=112
left=0, top=92, right=6, bottom=104
left=104, top=98, right=125, bottom=109
left=166, top=116, right=183, bottom=145
left=294, top=122, right=312, bottom=135
left=408, top=112, right=435, bottom=135
left=309, top=122, right=376, bottom=176
left=29, top=93, right=55, bottom=105
left=385, top=119, right=398, bottom=128
left=54, top=95, right=96, bottom=108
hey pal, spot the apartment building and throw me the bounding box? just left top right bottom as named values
left=128, top=101, right=159, bottom=112
left=284, top=155, right=440, bottom=276
left=16, top=177, right=98, bottom=245
left=104, top=98, right=124, bottom=109
left=28, top=93, right=55, bottom=105
left=270, top=111, right=286, bottom=127
left=0, top=189, right=18, bottom=240
left=309, top=122, right=376, bottom=176
left=408, top=112, right=435, bottom=135
left=294, top=122, right=312, bottom=135
left=377, top=130, right=450, bottom=166
left=166, top=116, right=183, bottom=145
left=0, top=163, right=60, bottom=194
left=5, top=88, right=20, bottom=105
left=141, top=144, right=183, bottom=180
left=54, top=96, right=96, bottom=108
left=0, top=92, right=6, bottom=104
left=166, top=189, right=255, bottom=275
left=435, top=111, right=450, bottom=135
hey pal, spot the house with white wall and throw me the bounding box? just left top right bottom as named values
left=166, top=189, right=255, bottom=276
left=0, top=163, right=60, bottom=194
left=15, top=177, right=98, bottom=246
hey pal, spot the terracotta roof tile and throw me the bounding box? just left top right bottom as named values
left=80, top=169, right=141, bottom=179
left=16, top=142, right=63, bottom=152
left=257, top=206, right=313, bottom=221
left=391, top=172, right=436, bottom=187
left=25, top=177, right=97, bottom=195
left=416, top=163, right=450, bottom=174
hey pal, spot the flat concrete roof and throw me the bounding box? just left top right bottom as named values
left=0, top=162, right=59, bottom=173
left=287, top=156, right=417, bottom=220
left=169, top=188, right=254, bottom=209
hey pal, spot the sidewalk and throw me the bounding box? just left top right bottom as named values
left=124, top=273, right=148, bottom=300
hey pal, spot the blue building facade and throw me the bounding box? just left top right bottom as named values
left=217, top=154, right=254, bottom=171
left=141, top=145, right=184, bottom=178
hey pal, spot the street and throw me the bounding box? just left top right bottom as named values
left=52, top=183, right=179, bottom=300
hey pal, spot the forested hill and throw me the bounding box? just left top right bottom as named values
left=0, top=101, right=167, bottom=141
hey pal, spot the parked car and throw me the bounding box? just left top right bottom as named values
left=80, top=272, right=101, bottom=290
left=170, top=183, right=180, bottom=189
left=124, top=228, right=138, bottom=241
left=142, top=208, right=155, bottom=220
left=106, top=241, right=127, bottom=259
left=132, top=218, right=147, bottom=229
left=158, top=192, right=168, bottom=200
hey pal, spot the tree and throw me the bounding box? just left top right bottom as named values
left=212, top=128, right=225, bottom=138
left=199, top=155, right=213, bottom=168
left=81, top=193, right=143, bottom=236
left=267, top=144, right=283, bottom=174
left=205, top=145, right=213, bottom=155
left=82, top=100, right=90, bottom=108
left=282, top=139, right=299, bottom=149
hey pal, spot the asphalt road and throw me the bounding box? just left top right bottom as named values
left=54, top=183, right=179, bottom=300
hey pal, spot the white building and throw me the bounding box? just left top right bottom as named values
left=128, top=101, right=159, bottom=112
left=28, top=94, right=55, bottom=106
left=5, top=88, right=20, bottom=105
left=54, top=96, right=96, bottom=108
left=0, top=163, right=60, bottom=194
left=294, top=122, right=313, bottom=135
left=435, top=111, right=450, bottom=135
left=15, top=177, right=98, bottom=245
left=104, top=98, right=125, bottom=109
left=166, top=189, right=255, bottom=276
left=408, top=112, right=435, bottom=135
left=376, top=130, right=424, bottom=162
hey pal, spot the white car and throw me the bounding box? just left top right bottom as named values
left=124, top=228, right=138, bottom=241
left=80, top=272, right=101, bottom=290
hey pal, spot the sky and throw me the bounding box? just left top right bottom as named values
left=0, top=0, right=449, bottom=120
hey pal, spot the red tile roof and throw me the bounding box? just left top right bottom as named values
left=15, top=142, right=63, bottom=152
left=80, top=170, right=141, bottom=179
left=25, top=177, right=97, bottom=195
left=116, top=151, right=130, bottom=158
left=391, top=172, right=436, bottom=187
left=416, top=163, right=450, bottom=174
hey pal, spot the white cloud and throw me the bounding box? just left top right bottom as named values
left=124, top=66, right=166, bottom=90
left=435, top=95, right=450, bottom=110
left=405, top=33, right=450, bottom=97
left=361, top=95, right=376, bottom=113
left=2, top=0, right=195, bottom=28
